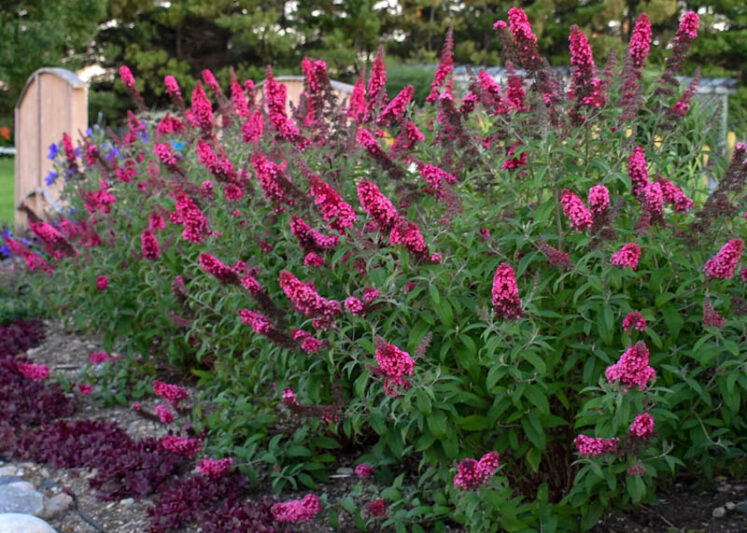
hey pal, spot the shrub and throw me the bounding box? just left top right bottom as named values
left=18, top=8, right=746, bottom=531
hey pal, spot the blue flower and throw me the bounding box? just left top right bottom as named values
left=47, top=143, right=59, bottom=160
left=45, top=170, right=59, bottom=186
left=139, top=128, right=149, bottom=144
left=170, top=140, right=185, bottom=154
left=2, top=230, right=11, bottom=239
left=0, top=245, right=9, bottom=258
left=86, top=128, right=93, bottom=137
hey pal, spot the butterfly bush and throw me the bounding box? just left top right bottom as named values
left=25, top=8, right=746, bottom=531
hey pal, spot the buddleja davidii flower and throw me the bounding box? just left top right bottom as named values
left=4, top=237, right=53, bottom=274
left=390, top=120, right=425, bottom=156
left=505, top=61, right=527, bottom=112
left=278, top=270, right=341, bottom=326
left=347, top=68, right=367, bottom=122
left=389, top=220, right=442, bottom=264
left=704, top=239, right=744, bottom=280
left=164, top=75, right=185, bottom=111
left=289, top=216, right=339, bottom=255
left=196, top=140, right=238, bottom=184
left=536, top=238, right=571, bottom=269
left=250, top=152, right=299, bottom=209
left=574, top=434, right=620, bottom=457
left=140, top=230, right=160, bottom=260
left=568, top=26, right=605, bottom=122
left=365, top=46, right=387, bottom=122
left=702, top=298, right=726, bottom=328
left=667, top=68, right=701, bottom=121
left=153, top=380, right=190, bottom=408
left=610, top=242, right=641, bottom=270
left=560, top=189, right=593, bottom=231
left=169, top=192, right=211, bottom=244
left=628, top=413, right=655, bottom=440
left=426, top=27, right=454, bottom=102
left=307, top=174, right=357, bottom=233
left=505, top=8, right=543, bottom=73
left=373, top=337, right=415, bottom=395
left=622, top=311, right=647, bottom=333
left=657, top=11, right=700, bottom=94
left=377, top=85, right=414, bottom=126
left=264, top=66, right=310, bottom=149
left=356, top=129, right=404, bottom=179
left=492, top=263, right=522, bottom=320
left=242, top=110, right=264, bottom=144
left=605, top=341, right=655, bottom=391
left=656, top=176, right=693, bottom=213
left=153, top=142, right=181, bottom=172
left=29, top=220, right=77, bottom=260
left=197, top=458, right=233, bottom=479
left=472, top=70, right=508, bottom=115
left=199, top=253, right=241, bottom=285
left=357, top=180, right=401, bottom=235
left=272, top=494, right=322, bottom=523
left=119, top=65, right=145, bottom=111
left=189, top=82, right=214, bottom=139
left=238, top=309, right=297, bottom=349
left=453, top=451, right=500, bottom=490
left=619, top=13, right=651, bottom=120
left=17, top=362, right=50, bottom=380
left=160, top=435, right=203, bottom=458
left=627, top=146, right=649, bottom=197
left=229, top=72, right=250, bottom=118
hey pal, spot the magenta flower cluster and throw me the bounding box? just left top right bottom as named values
left=453, top=451, right=500, bottom=490
left=605, top=341, right=656, bottom=391
left=574, top=435, right=620, bottom=457
left=491, top=263, right=522, bottom=320
left=374, top=337, right=415, bottom=394
left=703, top=239, right=744, bottom=279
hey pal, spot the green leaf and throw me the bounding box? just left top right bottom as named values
left=521, top=412, right=546, bottom=450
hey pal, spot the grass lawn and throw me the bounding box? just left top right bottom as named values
left=0, top=158, right=13, bottom=227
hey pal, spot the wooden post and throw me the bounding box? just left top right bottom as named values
left=14, top=68, right=88, bottom=230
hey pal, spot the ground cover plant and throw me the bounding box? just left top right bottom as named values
left=8, top=8, right=746, bottom=532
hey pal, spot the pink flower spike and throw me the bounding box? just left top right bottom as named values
left=605, top=341, right=655, bottom=391
left=628, top=413, right=654, bottom=439
left=152, top=380, right=189, bottom=408
left=160, top=435, right=203, bottom=458
left=560, top=189, right=592, bottom=231
left=89, top=352, right=109, bottom=364
left=574, top=434, right=620, bottom=456
left=197, top=458, right=234, bottom=479
left=155, top=405, right=174, bottom=424
left=704, top=239, right=744, bottom=280
left=272, top=494, right=322, bottom=523
left=610, top=243, right=641, bottom=270
left=491, top=263, right=522, bottom=320
left=17, top=363, right=50, bottom=380
left=622, top=311, right=647, bottom=333
left=355, top=464, right=375, bottom=478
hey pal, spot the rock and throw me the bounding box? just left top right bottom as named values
left=119, top=497, right=135, bottom=507
left=335, top=467, right=354, bottom=476
left=736, top=500, right=747, bottom=516
left=0, top=468, right=15, bottom=478
left=6, top=481, right=35, bottom=492
left=0, top=484, right=44, bottom=515
left=39, top=493, right=73, bottom=520
left=725, top=501, right=736, bottom=511
left=712, top=506, right=726, bottom=519
left=0, top=513, right=57, bottom=533
left=0, top=478, right=23, bottom=487
left=717, top=484, right=731, bottom=492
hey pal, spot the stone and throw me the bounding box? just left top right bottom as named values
left=725, top=501, right=736, bottom=511
left=0, top=513, right=57, bottom=533
left=0, top=484, right=44, bottom=515
left=0, top=468, right=15, bottom=478
left=335, top=467, right=354, bottom=476
left=119, top=497, right=135, bottom=507
left=712, top=506, right=726, bottom=519
left=0, top=478, right=23, bottom=487
left=6, top=481, right=35, bottom=492
left=39, top=493, right=73, bottom=520
left=736, top=500, right=747, bottom=516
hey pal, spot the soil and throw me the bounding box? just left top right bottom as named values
left=4, top=319, right=747, bottom=532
